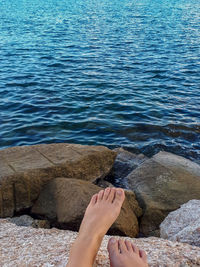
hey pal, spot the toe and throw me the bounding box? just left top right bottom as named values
left=113, top=188, right=125, bottom=206
left=107, top=238, right=119, bottom=256
left=90, top=193, right=98, bottom=205
left=132, top=243, right=140, bottom=255
left=118, top=239, right=128, bottom=254
left=97, top=189, right=104, bottom=201
left=107, top=187, right=115, bottom=202
left=103, top=187, right=111, bottom=200
left=125, top=240, right=133, bottom=251
left=140, top=249, right=148, bottom=262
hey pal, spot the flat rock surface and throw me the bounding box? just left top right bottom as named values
left=0, top=143, right=116, bottom=217
left=0, top=219, right=200, bottom=267
left=160, top=200, right=200, bottom=247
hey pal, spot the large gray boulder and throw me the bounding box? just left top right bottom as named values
left=127, top=151, right=200, bottom=236
left=0, top=143, right=116, bottom=217
left=160, top=199, right=200, bottom=247
left=31, top=178, right=142, bottom=237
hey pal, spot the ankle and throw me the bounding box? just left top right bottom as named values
left=77, top=231, right=103, bottom=247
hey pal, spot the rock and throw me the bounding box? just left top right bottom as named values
left=0, top=143, right=116, bottom=217
left=0, top=219, right=200, bottom=267
left=160, top=200, right=200, bottom=247
left=125, top=189, right=143, bottom=218
left=153, top=151, right=200, bottom=177
left=127, top=152, right=200, bottom=236
left=34, top=219, right=50, bottom=229
left=31, top=178, right=141, bottom=237
left=93, top=178, right=114, bottom=188
left=112, top=148, right=148, bottom=187
left=8, top=215, right=35, bottom=227
left=8, top=215, right=50, bottom=229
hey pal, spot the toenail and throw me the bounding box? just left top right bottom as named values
left=117, top=189, right=122, bottom=195
left=110, top=238, right=116, bottom=244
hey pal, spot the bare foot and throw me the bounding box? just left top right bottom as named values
left=107, top=238, right=148, bottom=267
left=67, top=187, right=125, bottom=267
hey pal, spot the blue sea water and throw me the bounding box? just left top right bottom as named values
left=0, top=0, right=200, bottom=162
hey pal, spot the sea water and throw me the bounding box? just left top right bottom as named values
left=0, top=0, right=200, bottom=162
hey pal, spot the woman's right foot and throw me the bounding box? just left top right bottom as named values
left=108, top=238, right=148, bottom=267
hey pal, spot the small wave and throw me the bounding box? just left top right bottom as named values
left=6, top=82, right=38, bottom=87
left=47, top=63, right=66, bottom=68
left=40, top=55, right=55, bottom=60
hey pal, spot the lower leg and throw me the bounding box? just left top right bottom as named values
left=67, top=233, right=101, bottom=267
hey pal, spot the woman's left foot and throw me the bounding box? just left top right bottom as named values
left=67, top=187, right=125, bottom=267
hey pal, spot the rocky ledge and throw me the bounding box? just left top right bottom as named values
left=0, top=143, right=200, bottom=266
left=1, top=219, right=200, bottom=267
left=0, top=143, right=116, bottom=217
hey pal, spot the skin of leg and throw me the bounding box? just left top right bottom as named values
left=66, top=187, right=125, bottom=267
left=107, top=238, right=148, bottom=267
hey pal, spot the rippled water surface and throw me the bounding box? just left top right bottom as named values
left=0, top=0, right=200, bottom=162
